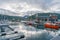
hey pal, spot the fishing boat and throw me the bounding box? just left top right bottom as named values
left=44, top=14, right=60, bottom=30
left=44, top=22, right=60, bottom=30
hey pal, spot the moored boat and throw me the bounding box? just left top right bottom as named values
left=44, top=22, right=60, bottom=30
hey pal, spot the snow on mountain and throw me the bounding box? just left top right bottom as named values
left=0, top=8, right=20, bottom=16
left=0, top=8, right=42, bottom=17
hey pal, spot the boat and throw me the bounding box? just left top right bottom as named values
left=24, top=21, right=37, bottom=26
left=44, top=14, right=60, bottom=30
left=44, top=22, right=60, bottom=30
left=0, top=24, right=25, bottom=40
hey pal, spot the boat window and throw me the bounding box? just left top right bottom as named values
left=45, top=19, right=47, bottom=21
left=54, top=19, right=57, bottom=21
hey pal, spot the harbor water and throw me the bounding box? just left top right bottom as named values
left=0, top=21, right=59, bottom=40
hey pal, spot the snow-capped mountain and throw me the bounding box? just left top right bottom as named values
left=0, top=8, right=20, bottom=16
left=0, top=8, right=42, bottom=17
left=0, top=8, right=60, bottom=17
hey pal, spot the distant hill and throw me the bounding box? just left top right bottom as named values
left=0, top=14, right=23, bottom=22
left=0, top=8, right=60, bottom=21
left=26, top=13, right=60, bottom=20
left=0, top=8, right=20, bottom=16
left=0, top=8, right=24, bottom=22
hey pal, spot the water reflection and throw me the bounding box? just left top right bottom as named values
left=9, top=22, right=58, bottom=40
left=0, top=22, right=58, bottom=40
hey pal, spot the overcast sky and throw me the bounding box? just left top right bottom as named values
left=0, top=0, right=60, bottom=16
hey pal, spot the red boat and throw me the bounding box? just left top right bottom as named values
left=27, top=22, right=33, bottom=25
left=44, top=22, right=60, bottom=30
left=25, top=21, right=37, bottom=25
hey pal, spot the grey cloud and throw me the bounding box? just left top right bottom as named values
left=0, top=0, right=60, bottom=11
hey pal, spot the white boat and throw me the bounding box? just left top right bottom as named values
left=0, top=24, right=25, bottom=40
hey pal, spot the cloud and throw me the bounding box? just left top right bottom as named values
left=0, top=0, right=53, bottom=9
left=0, top=2, right=42, bottom=12
left=0, top=0, right=60, bottom=16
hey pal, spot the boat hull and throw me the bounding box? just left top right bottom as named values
left=44, top=23, right=59, bottom=30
